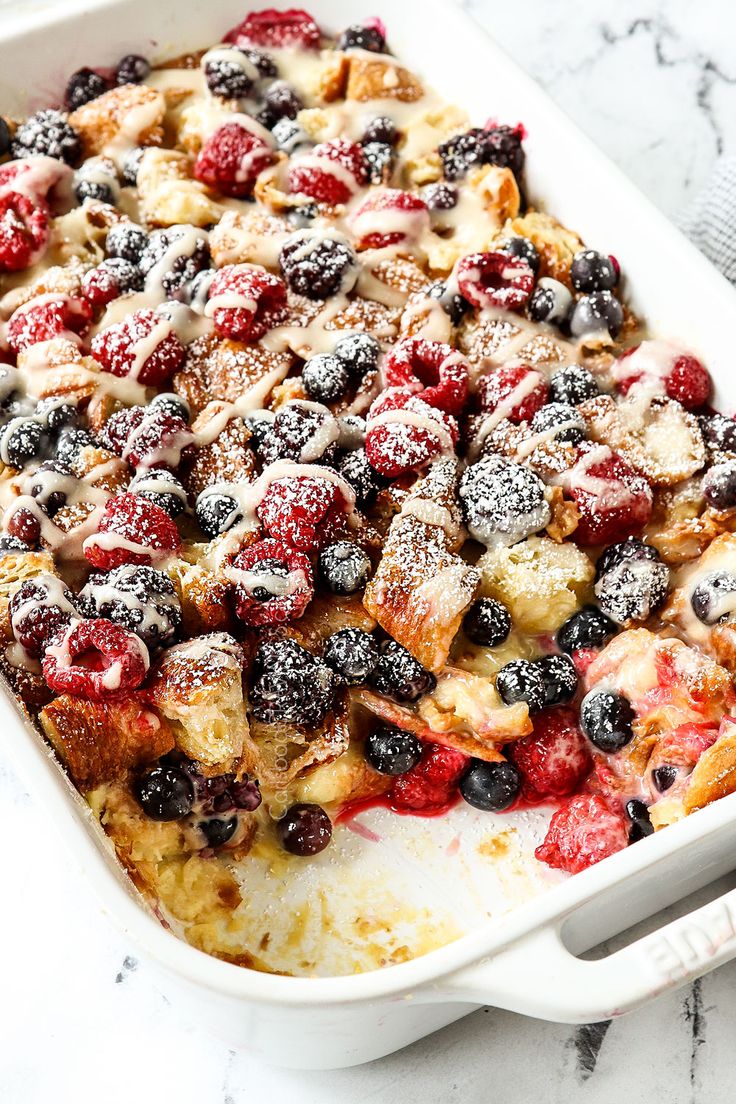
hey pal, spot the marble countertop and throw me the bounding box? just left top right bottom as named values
left=3, top=0, right=736, bottom=1101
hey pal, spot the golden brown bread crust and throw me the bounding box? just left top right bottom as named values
left=173, top=334, right=293, bottom=415
left=180, top=412, right=259, bottom=500
left=68, top=84, right=165, bottom=158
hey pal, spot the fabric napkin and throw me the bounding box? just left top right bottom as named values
left=679, top=156, right=736, bottom=284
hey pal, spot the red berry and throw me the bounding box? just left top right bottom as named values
left=42, top=617, right=150, bottom=700
left=456, top=250, right=535, bottom=311
left=194, top=121, right=274, bottom=199
left=365, top=386, right=458, bottom=478
left=257, top=474, right=353, bottom=552
left=231, top=537, right=314, bottom=626
left=225, top=8, right=321, bottom=49
left=350, top=188, right=429, bottom=250
left=665, top=355, right=711, bottom=410
left=206, top=264, right=287, bottom=342
left=389, top=743, right=469, bottom=814
left=0, top=192, right=50, bottom=272
left=9, top=574, right=77, bottom=658
left=534, top=792, right=628, bottom=874
left=288, top=138, right=367, bottom=206
left=7, top=294, right=91, bottom=354
left=477, top=364, right=548, bottom=424
left=90, top=308, right=186, bottom=386
left=0, top=157, right=72, bottom=204
left=613, top=343, right=712, bottom=411
left=382, top=338, right=469, bottom=416
left=84, top=493, right=181, bottom=570
left=7, top=506, right=42, bottom=545
left=564, top=442, right=653, bottom=546
left=510, top=707, right=592, bottom=799
left=122, top=409, right=193, bottom=471
left=99, top=405, right=145, bottom=455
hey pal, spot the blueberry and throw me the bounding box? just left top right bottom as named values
left=495, top=659, right=546, bottom=714
left=75, top=179, right=115, bottom=204
left=116, top=54, right=150, bottom=85
left=244, top=556, right=288, bottom=602
left=65, top=67, right=110, bottom=110
left=1, top=418, right=45, bottom=468
left=690, top=571, right=736, bottom=625
left=279, top=233, right=357, bottom=300
left=596, top=537, right=660, bottom=580
left=556, top=606, right=618, bottom=653
left=570, top=249, right=618, bottom=293
left=569, top=291, right=624, bottom=339
left=536, top=654, right=578, bottom=706
left=427, top=280, right=470, bottom=324
left=302, top=353, right=350, bottom=404
left=0, top=535, right=30, bottom=556
left=422, top=183, right=458, bottom=211
left=12, top=109, right=81, bottom=165
left=271, top=117, right=310, bottom=155
left=460, top=759, right=521, bottom=812
left=529, top=402, right=586, bottom=446
left=129, top=468, right=187, bottom=518
left=28, top=459, right=74, bottom=515
left=106, top=221, right=149, bottom=264
left=278, top=803, right=332, bottom=856
left=251, top=639, right=339, bottom=726
left=652, top=764, right=677, bottom=792
left=703, top=460, right=736, bottom=510
left=369, top=640, right=436, bottom=703
left=198, top=816, right=238, bottom=848
left=55, top=426, right=96, bottom=466
left=38, top=401, right=78, bottom=435
left=335, top=447, right=383, bottom=507
left=205, top=54, right=255, bottom=98
left=580, top=689, right=635, bottom=752
left=362, top=141, right=394, bottom=184
left=361, top=116, right=397, bottom=146
left=528, top=277, right=572, bottom=325
left=286, top=204, right=319, bottom=229
left=195, top=488, right=242, bottom=539
left=595, top=541, right=669, bottom=625
left=136, top=766, right=194, bottom=820
left=459, top=456, right=551, bottom=547
left=150, top=392, right=190, bottom=422
left=121, top=146, right=146, bottom=187
left=0, top=117, right=10, bottom=158
left=323, top=627, right=378, bottom=684
left=365, top=725, right=423, bottom=775
left=625, top=798, right=653, bottom=843
left=548, top=364, right=600, bottom=405
left=318, top=541, right=371, bottom=595
left=498, top=236, right=540, bottom=274
left=337, top=24, right=386, bottom=52
left=462, top=597, right=511, bottom=647
left=333, top=332, right=381, bottom=378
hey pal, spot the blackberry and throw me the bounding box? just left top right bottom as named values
left=361, top=116, right=397, bottom=146
left=94, top=256, right=142, bottom=293
left=495, top=660, right=546, bottom=714
left=55, top=426, right=96, bottom=466
left=548, top=365, right=599, bottom=406
left=1, top=418, right=46, bottom=468
left=699, top=413, right=736, bottom=455
left=482, top=124, right=525, bottom=178
left=116, top=54, right=150, bottom=85
left=244, top=48, right=278, bottom=78
left=279, top=233, right=357, bottom=300
left=121, top=146, right=146, bottom=187
left=12, top=109, right=81, bottom=165
left=79, top=564, right=182, bottom=650
left=136, top=766, right=194, bottom=821
left=427, top=281, right=470, bottom=324
left=362, top=141, right=394, bottom=184
left=458, top=456, right=551, bottom=547
left=302, top=353, right=349, bottom=404
left=580, top=689, right=635, bottom=752
left=250, top=638, right=339, bottom=726
left=690, top=571, right=736, bottom=625
left=462, top=598, right=511, bottom=647
left=140, top=226, right=211, bottom=299
left=263, top=80, right=303, bottom=120
left=498, top=236, right=540, bottom=274
left=195, top=487, right=242, bottom=538
left=333, top=332, right=381, bottom=378
left=323, top=627, right=379, bottom=684
left=556, top=606, right=617, bottom=654
left=570, top=249, right=618, bottom=293
left=129, top=468, right=187, bottom=518
left=243, top=412, right=274, bottom=453
left=569, top=290, right=624, bottom=339
left=9, top=575, right=77, bottom=657
left=337, top=24, right=386, bottom=52
left=422, top=182, right=458, bottom=210
left=205, top=54, right=255, bottom=98
left=535, top=654, right=578, bottom=706
left=529, top=402, right=586, bottom=446
left=318, top=541, right=371, bottom=595
left=75, top=179, right=115, bottom=204
left=439, top=124, right=524, bottom=181
left=365, top=725, right=423, bottom=775
left=150, top=392, right=190, bottom=422
left=528, top=277, right=573, bottom=325
left=369, top=639, right=436, bottom=703
left=254, top=403, right=335, bottom=465
left=106, top=221, right=149, bottom=264
left=703, top=460, right=736, bottom=510
left=271, top=117, right=310, bottom=155
left=0, top=535, right=30, bottom=556
left=335, top=447, right=383, bottom=507
left=64, top=67, right=110, bottom=110
left=595, top=541, right=669, bottom=625
left=277, top=803, right=332, bottom=856
left=460, top=759, right=521, bottom=812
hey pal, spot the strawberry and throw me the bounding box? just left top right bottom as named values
left=389, top=743, right=469, bottom=814
left=510, top=707, right=592, bottom=798
left=534, top=792, right=629, bottom=873
left=382, top=337, right=470, bottom=415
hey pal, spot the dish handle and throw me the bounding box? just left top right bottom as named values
left=432, top=885, right=736, bottom=1021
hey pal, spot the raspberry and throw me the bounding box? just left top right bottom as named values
left=0, top=192, right=50, bottom=272
left=81, top=258, right=142, bottom=309
left=231, top=538, right=314, bottom=626
left=365, top=386, right=459, bottom=478
left=614, top=344, right=712, bottom=411
left=456, top=250, right=535, bottom=311
left=382, top=338, right=469, bottom=415
left=510, top=707, right=592, bottom=799
left=206, top=264, right=287, bottom=342
left=120, top=409, right=193, bottom=471
left=288, top=138, right=367, bottom=205
left=100, top=405, right=145, bottom=455
left=194, top=121, right=274, bottom=199
left=664, top=355, right=712, bottom=409
left=42, top=617, right=149, bottom=700
left=91, top=308, right=186, bottom=386
left=0, top=158, right=72, bottom=205
left=534, top=793, right=629, bottom=874
left=257, top=473, right=353, bottom=552
left=477, top=364, right=548, bottom=425
left=9, top=574, right=77, bottom=658
left=350, top=188, right=429, bottom=250
left=389, top=743, right=468, bottom=814
left=565, top=443, right=653, bottom=546
left=6, top=294, right=91, bottom=354
left=225, top=8, right=321, bottom=49
left=83, top=493, right=181, bottom=570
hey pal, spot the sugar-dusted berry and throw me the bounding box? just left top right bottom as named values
left=194, top=120, right=274, bottom=199
left=510, top=707, right=592, bottom=798
left=257, top=471, right=354, bottom=552
left=7, top=294, right=91, bottom=354
left=206, top=263, right=287, bottom=342
left=83, top=493, right=181, bottom=570
left=42, top=617, right=150, bottom=700
left=382, top=337, right=469, bottom=416
left=225, top=8, right=321, bottom=50
left=365, top=386, right=458, bottom=478
left=288, top=137, right=367, bottom=205
left=91, top=308, right=186, bottom=386
left=457, top=251, right=535, bottom=311
left=231, top=538, right=314, bottom=627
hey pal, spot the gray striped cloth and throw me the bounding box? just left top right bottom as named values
left=680, top=156, right=736, bottom=284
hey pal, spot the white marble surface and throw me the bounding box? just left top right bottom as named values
left=3, top=1, right=736, bottom=1101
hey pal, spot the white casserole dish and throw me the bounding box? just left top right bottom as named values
left=5, top=0, right=736, bottom=1069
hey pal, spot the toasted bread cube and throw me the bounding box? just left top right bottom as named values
left=69, top=84, right=164, bottom=158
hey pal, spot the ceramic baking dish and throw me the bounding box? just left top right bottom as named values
left=5, top=0, right=736, bottom=1070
